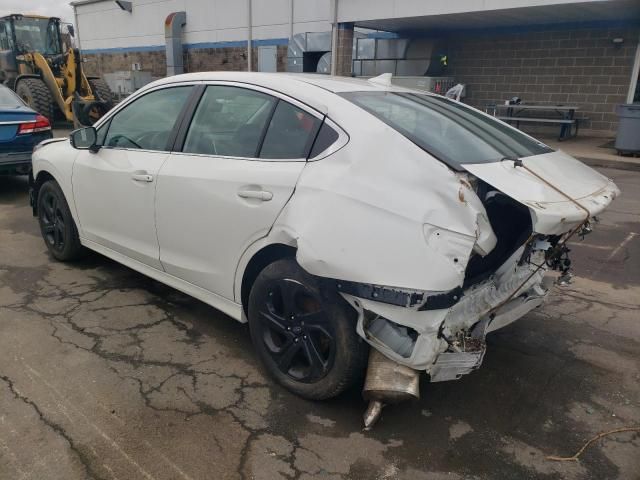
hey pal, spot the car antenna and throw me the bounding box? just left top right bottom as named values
left=368, top=73, right=393, bottom=87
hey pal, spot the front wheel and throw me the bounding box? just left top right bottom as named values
left=248, top=258, right=368, bottom=400
left=37, top=180, right=83, bottom=261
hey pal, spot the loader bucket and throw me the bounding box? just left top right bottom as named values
left=72, top=97, right=110, bottom=127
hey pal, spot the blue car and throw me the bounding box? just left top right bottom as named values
left=0, top=85, right=52, bottom=175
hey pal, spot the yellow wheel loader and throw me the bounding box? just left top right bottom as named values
left=0, top=14, right=114, bottom=126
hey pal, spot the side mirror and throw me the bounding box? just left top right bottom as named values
left=68, top=25, right=75, bottom=38
left=70, top=127, right=99, bottom=152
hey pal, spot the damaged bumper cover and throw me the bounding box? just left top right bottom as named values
left=338, top=248, right=552, bottom=378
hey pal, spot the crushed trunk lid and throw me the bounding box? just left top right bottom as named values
left=462, top=150, right=619, bottom=235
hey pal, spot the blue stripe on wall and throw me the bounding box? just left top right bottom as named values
left=82, top=37, right=289, bottom=55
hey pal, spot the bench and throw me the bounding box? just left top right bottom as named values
left=496, top=116, right=579, bottom=141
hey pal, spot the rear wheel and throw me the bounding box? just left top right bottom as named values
left=37, top=180, right=83, bottom=261
left=248, top=258, right=367, bottom=400
left=15, top=78, right=55, bottom=123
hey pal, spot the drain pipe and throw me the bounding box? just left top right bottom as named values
left=165, top=12, right=186, bottom=76
left=330, top=0, right=338, bottom=76
left=289, top=0, right=294, bottom=42
left=247, top=0, right=253, bottom=72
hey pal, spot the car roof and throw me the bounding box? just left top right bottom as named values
left=149, top=71, right=409, bottom=93
left=142, top=72, right=423, bottom=115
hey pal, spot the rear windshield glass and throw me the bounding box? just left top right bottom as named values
left=0, top=87, right=24, bottom=108
left=340, top=91, right=552, bottom=170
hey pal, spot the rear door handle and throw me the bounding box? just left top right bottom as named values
left=132, top=173, right=154, bottom=183
left=237, top=189, right=273, bottom=201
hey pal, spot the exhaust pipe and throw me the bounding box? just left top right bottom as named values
left=362, top=349, right=420, bottom=429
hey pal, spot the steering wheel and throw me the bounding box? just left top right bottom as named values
left=17, top=41, right=32, bottom=53
left=110, top=134, right=142, bottom=149
left=137, top=131, right=167, bottom=150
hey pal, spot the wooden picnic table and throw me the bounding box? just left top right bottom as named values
left=494, top=104, right=580, bottom=140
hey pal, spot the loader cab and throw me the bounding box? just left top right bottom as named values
left=0, top=15, right=63, bottom=56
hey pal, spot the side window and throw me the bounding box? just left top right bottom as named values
left=104, top=86, right=192, bottom=151
left=309, top=121, right=339, bottom=158
left=0, top=22, right=11, bottom=50
left=183, top=85, right=276, bottom=157
left=259, top=101, right=320, bottom=159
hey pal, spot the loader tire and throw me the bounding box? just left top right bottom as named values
left=88, top=78, right=114, bottom=109
left=16, top=78, right=55, bottom=123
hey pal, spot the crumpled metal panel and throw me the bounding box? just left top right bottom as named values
left=440, top=250, right=547, bottom=338
left=463, top=152, right=620, bottom=235
left=429, top=348, right=486, bottom=382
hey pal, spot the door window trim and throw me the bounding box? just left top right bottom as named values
left=96, top=83, right=201, bottom=154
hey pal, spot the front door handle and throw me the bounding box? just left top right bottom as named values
left=237, top=189, right=273, bottom=201
left=132, top=173, right=154, bottom=183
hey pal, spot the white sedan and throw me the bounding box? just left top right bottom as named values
left=30, top=72, right=618, bottom=426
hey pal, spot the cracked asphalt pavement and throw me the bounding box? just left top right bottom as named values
left=1, top=167, right=639, bottom=480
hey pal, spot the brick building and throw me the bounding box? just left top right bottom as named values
left=72, top=0, right=640, bottom=136
left=446, top=23, right=639, bottom=134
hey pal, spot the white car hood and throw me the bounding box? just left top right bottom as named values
left=462, top=150, right=620, bottom=235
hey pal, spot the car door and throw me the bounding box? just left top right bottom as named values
left=72, top=85, right=194, bottom=269
left=155, top=84, right=322, bottom=300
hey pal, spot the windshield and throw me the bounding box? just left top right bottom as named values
left=340, top=91, right=553, bottom=171
left=13, top=17, right=61, bottom=55
left=0, top=87, right=24, bottom=108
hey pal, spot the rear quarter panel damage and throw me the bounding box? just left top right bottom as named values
left=272, top=103, right=496, bottom=293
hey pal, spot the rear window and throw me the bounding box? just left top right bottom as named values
left=0, top=87, right=24, bottom=108
left=309, top=122, right=339, bottom=158
left=260, top=100, right=320, bottom=159
left=340, top=91, right=552, bottom=171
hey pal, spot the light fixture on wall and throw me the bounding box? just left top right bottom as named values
left=115, top=1, right=133, bottom=12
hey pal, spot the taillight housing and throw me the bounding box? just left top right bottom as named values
left=18, top=115, right=51, bottom=134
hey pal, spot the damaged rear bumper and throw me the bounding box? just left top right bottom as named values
left=339, top=249, right=552, bottom=380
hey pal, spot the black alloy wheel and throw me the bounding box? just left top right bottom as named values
left=248, top=258, right=367, bottom=400
left=40, top=188, right=66, bottom=252
left=258, top=278, right=336, bottom=383
left=37, top=180, right=83, bottom=261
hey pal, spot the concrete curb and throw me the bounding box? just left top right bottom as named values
left=577, top=156, right=640, bottom=172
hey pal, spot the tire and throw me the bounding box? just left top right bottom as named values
left=88, top=78, right=114, bottom=108
left=15, top=78, right=55, bottom=123
left=248, top=258, right=368, bottom=400
left=37, top=180, right=83, bottom=261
